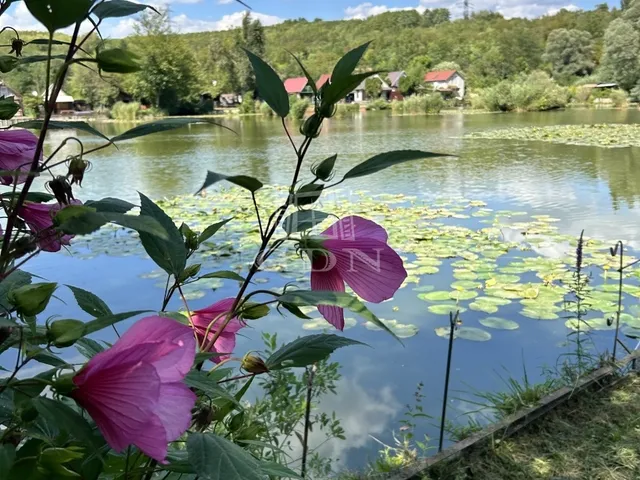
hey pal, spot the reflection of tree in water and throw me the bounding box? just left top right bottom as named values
left=593, top=147, right=640, bottom=210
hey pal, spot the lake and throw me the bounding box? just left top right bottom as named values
left=13, top=108, right=640, bottom=473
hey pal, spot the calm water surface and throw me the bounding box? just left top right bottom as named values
left=13, top=109, right=640, bottom=471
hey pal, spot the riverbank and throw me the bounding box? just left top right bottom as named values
left=425, top=372, right=640, bottom=480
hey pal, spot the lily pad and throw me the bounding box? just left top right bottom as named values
left=565, top=319, right=592, bottom=331
left=451, top=280, right=482, bottom=290
left=453, top=270, right=479, bottom=281
left=364, top=319, right=419, bottom=338
left=419, top=291, right=452, bottom=302
left=449, top=290, right=478, bottom=301
left=413, top=285, right=435, bottom=292
left=457, top=326, right=492, bottom=342
left=585, top=317, right=616, bottom=331
left=479, top=317, right=519, bottom=330
left=469, top=301, right=499, bottom=314
left=474, top=296, right=511, bottom=306
left=520, top=308, right=559, bottom=320
left=428, top=303, right=467, bottom=315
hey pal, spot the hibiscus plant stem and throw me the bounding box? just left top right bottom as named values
left=0, top=25, right=80, bottom=271
left=300, top=364, right=316, bottom=478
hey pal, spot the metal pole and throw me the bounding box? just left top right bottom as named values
left=439, top=311, right=458, bottom=452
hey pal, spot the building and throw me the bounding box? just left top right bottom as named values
left=424, top=70, right=465, bottom=100
left=44, top=85, right=76, bottom=113
left=386, top=71, right=407, bottom=100
left=316, top=74, right=331, bottom=90
left=0, top=82, right=22, bottom=115
left=348, top=75, right=391, bottom=103
left=284, top=77, right=313, bottom=98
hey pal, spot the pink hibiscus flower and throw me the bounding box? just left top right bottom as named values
left=308, top=216, right=406, bottom=330
left=17, top=200, right=80, bottom=252
left=72, top=316, right=196, bottom=463
left=191, top=298, right=245, bottom=363
left=0, top=129, right=42, bottom=185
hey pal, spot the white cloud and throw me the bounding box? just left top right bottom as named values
left=218, top=0, right=235, bottom=4
left=171, top=10, right=283, bottom=33
left=345, top=0, right=583, bottom=20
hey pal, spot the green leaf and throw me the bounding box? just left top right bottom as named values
left=0, top=97, right=19, bottom=120
left=282, top=210, right=328, bottom=234
left=1, top=191, right=54, bottom=203
left=280, top=302, right=312, bottom=319
left=13, top=120, right=112, bottom=144
left=91, top=0, right=157, bottom=19
left=83, top=197, right=135, bottom=214
left=32, top=398, right=97, bottom=447
left=322, top=72, right=378, bottom=107
left=96, top=48, right=140, bottom=73
left=67, top=285, right=112, bottom=317
left=82, top=310, right=149, bottom=336
left=0, top=269, right=32, bottom=312
left=197, top=171, right=263, bottom=194
left=111, top=118, right=234, bottom=143
left=0, top=56, right=19, bottom=73
left=240, top=303, right=269, bottom=320
left=213, top=377, right=253, bottom=421
left=243, top=48, right=289, bottom=118
left=294, top=183, right=323, bottom=206
left=199, top=218, right=232, bottom=243
left=0, top=444, right=15, bottom=473
left=26, top=38, right=69, bottom=46
left=278, top=290, right=400, bottom=341
left=19, top=54, right=67, bottom=65
left=331, top=42, right=371, bottom=83
left=260, top=461, right=303, bottom=479
left=187, top=433, right=263, bottom=480
left=25, top=0, right=93, bottom=31
left=138, top=193, right=187, bottom=277
left=199, top=271, right=245, bottom=283
left=75, top=338, right=104, bottom=359
left=265, top=333, right=365, bottom=370
left=54, top=206, right=168, bottom=239
left=289, top=51, right=318, bottom=95
left=343, top=150, right=449, bottom=180
left=184, top=371, right=240, bottom=406
left=30, top=349, right=68, bottom=367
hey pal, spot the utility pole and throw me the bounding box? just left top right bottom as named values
left=463, top=0, right=471, bottom=20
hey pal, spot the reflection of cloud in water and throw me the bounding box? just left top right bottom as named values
left=286, top=361, right=401, bottom=471
left=501, top=227, right=572, bottom=259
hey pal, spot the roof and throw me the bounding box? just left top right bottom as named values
left=387, top=71, right=406, bottom=88
left=354, top=75, right=391, bottom=92
left=316, top=74, right=331, bottom=89
left=595, top=82, right=618, bottom=88
left=425, top=70, right=457, bottom=82
left=0, top=82, right=20, bottom=99
left=284, top=77, right=308, bottom=94
left=44, top=85, right=74, bottom=103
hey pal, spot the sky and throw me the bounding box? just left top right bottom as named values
left=0, top=0, right=621, bottom=38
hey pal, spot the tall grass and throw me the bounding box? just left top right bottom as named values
left=392, top=94, right=444, bottom=114
left=290, top=97, right=310, bottom=120
left=111, top=101, right=140, bottom=120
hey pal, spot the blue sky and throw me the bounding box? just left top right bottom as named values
left=0, top=0, right=621, bottom=37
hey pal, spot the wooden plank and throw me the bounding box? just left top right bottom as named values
left=390, top=350, right=640, bottom=480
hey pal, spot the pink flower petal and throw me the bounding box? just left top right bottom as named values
left=155, top=383, right=196, bottom=442
left=129, top=414, right=169, bottom=462
left=311, top=257, right=346, bottom=330
left=324, top=238, right=406, bottom=303
left=73, top=357, right=161, bottom=454
left=322, top=215, right=388, bottom=243
left=211, top=332, right=237, bottom=363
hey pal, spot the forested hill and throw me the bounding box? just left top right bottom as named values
left=182, top=6, right=618, bottom=90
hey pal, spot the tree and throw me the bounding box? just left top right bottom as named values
left=423, top=8, right=450, bottom=27
left=123, top=8, right=200, bottom=112
left=543, top=29, right=595, bottom=81
left=601, top=18, right=640, bottom=90
left=364, top=77, right=382, bottom=99
left=239, top=13, right=265, bottom=94
left=68, top=65, right=119, bottom=109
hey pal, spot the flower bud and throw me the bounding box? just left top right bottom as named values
left=8, top=282, right=57, bottom=317
left=51, top=373, right=76, bottom=396
left=0, top=326, right=12, bottom=345
left=312, top=154, right=337, bottom=181
left=241, top=354, right=269, bottom=374
left=10, top=235, right=37, bottom=259
left=47, top=176, right=74, bottom=205
left=67, top=157, right=89, bottom=186
left=299, top=113, right=323, bottom=138
left=193, top=405, right=214, bottom=432
left=47, top=319, right=85, bottom=348
left=10, top=38, right=24, bottom=57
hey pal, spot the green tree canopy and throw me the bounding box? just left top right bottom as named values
left=364, top=77, right=383, bottom=98
left=543, top=28, right=595, bottom=81
left=601, top=18, right=640, bottom=90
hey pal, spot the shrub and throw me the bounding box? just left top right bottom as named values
left=366, top=98, right=391, bottom=110
left=477, top=71, right=569, bottom=112
left=259, top=101, right=274, bottom=116
left=630, top=84, right=640, bottom=103
left=290, top=97, right=310, bottom=120
left=238, top=97, right=256, bottom=114
left=609, top=89, right=628, bottom=107
left=393, top=94, right=444, bottom=114
left=335, top=103, right=360, bottom=116
left=110, top=101, right=140, bottom=120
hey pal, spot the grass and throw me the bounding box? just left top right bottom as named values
left=427, top=374, right=640, bottom=480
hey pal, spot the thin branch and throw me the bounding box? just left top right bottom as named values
left=252, top=192, right=264, bottom=239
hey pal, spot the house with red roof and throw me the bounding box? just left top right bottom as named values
left=284, top=77, right=313, bottom=99
left=424, top=70, right=465, bottom=100
left=316, top=74, right=331, bottom=90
